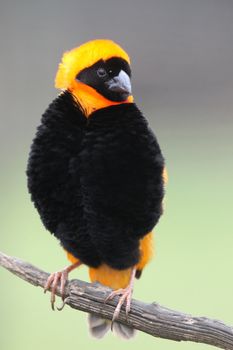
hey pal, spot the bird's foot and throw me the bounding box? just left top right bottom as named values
left=44, top=261, right=81, bottom=310
left=105, top=267, right=136, bottom=329
left=105, top=286, right=133, bottom=326
left=44, top=269, right=69, bottom=310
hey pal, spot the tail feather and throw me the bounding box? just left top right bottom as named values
left=88, top=314, right=111, bottom=339
left=113, top=322, right=136, bottom=339
left=88, top=314, right=135, bottom=339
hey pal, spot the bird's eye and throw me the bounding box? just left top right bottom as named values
left=97, top=68, right=107, bottom=78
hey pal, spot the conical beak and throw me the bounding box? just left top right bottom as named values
left=105, top=70, right=132, bottom=98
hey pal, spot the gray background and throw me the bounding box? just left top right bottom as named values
left=1, top=1, right=233, bottom=350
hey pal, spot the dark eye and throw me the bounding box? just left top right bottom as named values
left=97, top=67, right=107, bottom=78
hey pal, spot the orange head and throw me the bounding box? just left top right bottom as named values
left=55, top=39, right=134, bottom=116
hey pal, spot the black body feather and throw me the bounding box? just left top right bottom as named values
left=27, top=91, right=165, bottom=269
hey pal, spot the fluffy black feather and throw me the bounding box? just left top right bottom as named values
left=27, top=91, right=165, bottom=269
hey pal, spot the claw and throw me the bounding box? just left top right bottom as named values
left=105, top=267, right=136, bottom=329
left=44, top=270, right=67, bottom=310
left=108, top=287, right=133, bottom=329
left=43, top=261, right=81, bottom=310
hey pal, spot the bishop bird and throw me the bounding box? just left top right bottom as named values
left=27, top=39, right=166, bottom=338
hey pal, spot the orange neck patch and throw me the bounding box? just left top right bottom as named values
left=69, top=80, right=133, bottom=117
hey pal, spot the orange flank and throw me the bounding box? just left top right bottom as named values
left=66, top=232, right=153, bottom=290
left=162, top=167, right=168, bottom=184
left=136, top=231, right=153, bottom=271
left=66, top=251, right=80, bottom=264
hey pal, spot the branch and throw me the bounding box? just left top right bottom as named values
left=1, top=251, right=233, bottom=349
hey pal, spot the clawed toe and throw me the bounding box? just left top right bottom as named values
left=44, top=270, right=68, bottom=310
left=105, top=287, right=133, bottom=329
left=43, top=261, right=81, bottom=310
left=104, top=267, right=136, bottom=329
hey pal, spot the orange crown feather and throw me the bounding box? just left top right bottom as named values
left=55, top=39, right=131, bottom=90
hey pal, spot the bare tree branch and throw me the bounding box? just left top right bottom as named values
left=1, top=251, right=233, bottom=349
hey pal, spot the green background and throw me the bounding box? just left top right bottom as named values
left=1, top=1, right=233, bottom=349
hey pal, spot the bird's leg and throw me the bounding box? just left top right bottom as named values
left=105, top=267, right=136, bottom=329
left=44, top=261, right=82, bottom=310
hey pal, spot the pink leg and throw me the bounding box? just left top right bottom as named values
left=44, top=261, right=81, bottom=310
left=105, top=267, right=136, bottom=328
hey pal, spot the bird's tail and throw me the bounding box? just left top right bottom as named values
left=88, top=314, right=110, bottom=339
left=88, top=265, right=136, bottom=339
left=88, top=314, right=135, bottom=339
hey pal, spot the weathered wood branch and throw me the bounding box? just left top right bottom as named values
left=0, top=251, right=233, bottom=349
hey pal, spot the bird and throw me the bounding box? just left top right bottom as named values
left=27, top=39, right=166, bottom=339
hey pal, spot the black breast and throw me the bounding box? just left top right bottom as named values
left=27, top=92, right=165, bottom=269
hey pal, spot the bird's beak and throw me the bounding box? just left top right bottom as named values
left=105, top=70, right=132, bottom=98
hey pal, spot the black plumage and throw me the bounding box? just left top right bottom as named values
left=27, top=91, right=165, bottom=269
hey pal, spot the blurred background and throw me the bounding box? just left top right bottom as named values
left=0, top=0, right=233, bottom=349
